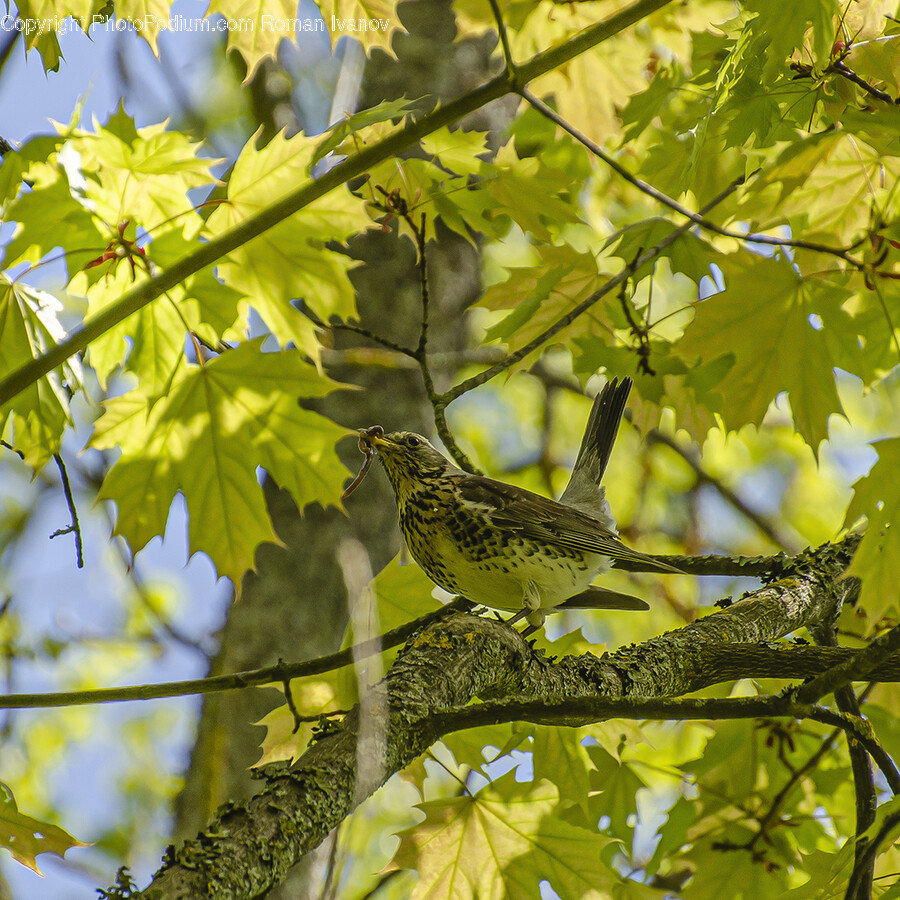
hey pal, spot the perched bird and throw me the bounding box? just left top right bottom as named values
left=349, top=378, right=680, bottom=629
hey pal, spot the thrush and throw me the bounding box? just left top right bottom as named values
left=348, top=377, right=680, bottom=629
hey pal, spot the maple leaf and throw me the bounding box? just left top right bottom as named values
left=316, top=0, right=396, bottom=53
left=0, top=278, right=82, bottom=469
left=0, top=782, right=88, bottom=875
left=677, top=252, right=851, bottom=452
left=254, top=681, right=338, bottom=767
left=844, top=438, right=900, bottom=626
left=390, top=774, right=618, bottom=900
left=207, top=131, right=367, bottom=359
left=90, top=339, right=350, bottom=585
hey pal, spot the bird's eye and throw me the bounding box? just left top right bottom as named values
left=407, top=436, right=421, bottom=447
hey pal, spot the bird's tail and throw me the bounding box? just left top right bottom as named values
left=555, top=585, right=649, bottom=612
left=559, top=377, right=633, bottom=515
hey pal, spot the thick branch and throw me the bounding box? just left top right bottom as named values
left=137, top=547, right=848, bottom=898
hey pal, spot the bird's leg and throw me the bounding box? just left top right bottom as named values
left=522, top=581, right=546, bottom=631
left=503, top=581, right=545, bottom=629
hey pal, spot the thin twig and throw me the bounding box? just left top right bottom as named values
left=50, top=453, right=84, bottom=568
left=300, top=304, right=417, bottom=358
left=0, top=598, right=474, bottom=709
left=519, top=87, right=865, bottom=267
left=746, top=723, right=843, bottom=851
left=645, top=429, right=799, bottom=551
left=320, top=346, right=507, bottom=371
left=395, top=201, right=480, bottom=474
left=832, top=60, right=896, bottom=105
left=487, top=0, right=517, bottom=79
left=0, top=440, right=24, bottom=460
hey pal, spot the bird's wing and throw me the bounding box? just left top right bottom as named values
left=455, top=476, right=682, bottom=573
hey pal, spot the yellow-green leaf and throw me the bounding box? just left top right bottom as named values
left=390, top=774, right=617, bottom=900
left=677, top=253, right=851, bottom=451
left=0, top=278, right=80, bottom=469
left=207, top=130, right=366, bottom=357
left=91, top=339, right=350, bottom=584
left=0, top=781, right=87, bottom=875
left=844, top=437, right=900, bottom=625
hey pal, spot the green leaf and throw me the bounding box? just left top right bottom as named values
left=0, top=277, right=81, bottom=469
left=677, top=253, right=850, bottom=451
left=420, top=128, right=488, bottom=176
left=683, top=825, right=791, bottom=899
left=207, top=130, right=365, bottom=357
left=479, top=243, right=616, bottom=366
left=91, top=339, right=350, bottom=585
left=607, top=218, right=723, bottom=284
left=313, top=98, right=417, bottom=165
left=367, top=553, right=443, bottom=635
left=646, top=795, right=695, bottom=876
left=314, top=0, right=397, bottom=53
left=79, top=266, right=188, bottom=397
left=441, top=726, right=530, bottom=773
left=0, top=134, right=63, bottom=207
left=586, top=745, right=646, bottom=840
left=778, top=849, right=853, bottom=899
left=206, top=0, right=301, bottom=78
left=3, top=176, right=104, bottom=270
left=254, top=681, right=338, bottom=766
left=532, top=727, right=593, bottom=816
left=844, top=437, right=900, bottom=625
left=743, top=0, right=838, bottom=72
left=75, top=121, right=215, bottom=232
left=0, top=781, right=87, bottom=875
left=390, top=774, right=618, bottom=899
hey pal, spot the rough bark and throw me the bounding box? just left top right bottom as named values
left=138, top=542, right=863, bottom=899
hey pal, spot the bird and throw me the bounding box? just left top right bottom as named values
left=349, top=377, right=680, bottom=630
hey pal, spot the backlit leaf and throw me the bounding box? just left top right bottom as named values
left=0, top=781, right=87, bottom=875
left=844, top=437, right=900, bottom=625
left=390, top=774, right=617, bottom=900
left=91, top=339, right=350, bottom=584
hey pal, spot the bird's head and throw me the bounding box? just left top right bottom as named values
left=358, top=425, right=454, bottom=497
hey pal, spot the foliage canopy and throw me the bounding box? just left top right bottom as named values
left=0, top=0, right=899, bottom=897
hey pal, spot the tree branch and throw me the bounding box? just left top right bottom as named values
left=519, top=87, right=864, bottom=267
left=49, top=452, right=84, bottom=568
left=440, top=173, right=746, bottom=404
left=135, top=543, right=856, bottom=898
left=0, top=0, right=677, bottom=408
left=645, top=428, right=800, bottom=552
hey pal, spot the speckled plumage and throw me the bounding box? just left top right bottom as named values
left=359, top=378, right=679, bottom=626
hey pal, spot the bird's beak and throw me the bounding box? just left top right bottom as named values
left=358, top=425, right=390, bottom=451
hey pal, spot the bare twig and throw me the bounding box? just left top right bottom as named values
left=0, top=597, right=474, bottom=709
left=487, top=0, right=517, bottom=79
left=747, top=723, right=843, bottom=851
left=382, top=195, right=480, bottom=474
left=300, top=304, right=417, bottom=358
left=50, top=453, right=84, bottom=568
left=645, top=429, right=800, bottom=552
left=832, top=60, right=896, bottom=105
left=0, top=440, right=24, bottom=460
